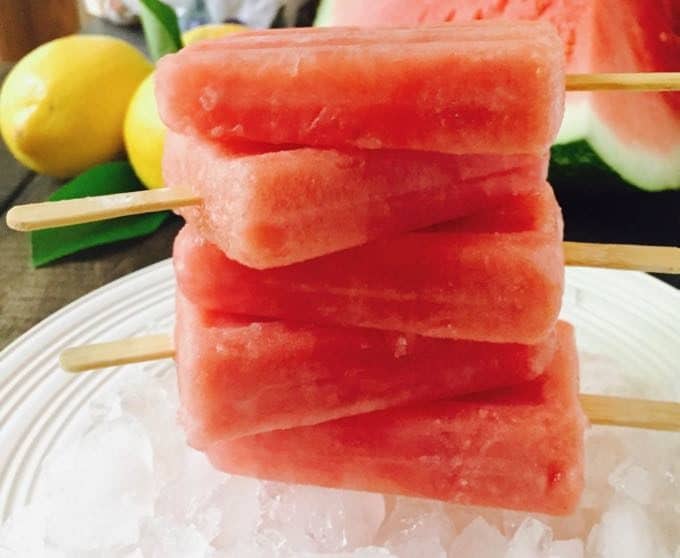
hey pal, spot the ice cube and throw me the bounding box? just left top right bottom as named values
left=138, top=516, right=214, bottom=558
left=39, top=417, right=154, bottom=551
left=587, top=498, right=670, bottom=558
left=260, top=483, right=385, bottom=553
left=502, top=509, right=531, bottom=536
left=155, top=449, right=225, bottom=520
left=505, top=518, right=552, bottom=558
left=209, top=475, right=262, bottom=550
left=502, top=510, right=589, bottom=544
left=549, top=539, right=583, bottom=558
left=616, top=431, right=680, bottom=517
left=448, top=517, right=507, bottom=558
left=118, top=370, right=186, bottom=485
left=379, top=497, right=453, bottom=558
left=193, top=506, right=222, bottom=546
left=581, top=429, right=627, bottom=509
left=0, top=504, right=59, bottom=558
left=608, top=461, right=653, bottom=506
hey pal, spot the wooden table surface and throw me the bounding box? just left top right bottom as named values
left=1, top=20, right=678, bottom=351
left=0, top=19, right=183, bottom=350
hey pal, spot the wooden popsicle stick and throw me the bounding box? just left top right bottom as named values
left=59, top=333, right=680, bottom=432
left=5, top=187, right=200, bottom=231
left=566, top=72, right=680, bottom=92
left=579, top=394, right=680, bottom=432
left=562, top=241, right=680, bottom=274
left=59, top=334, right=175, bottom=372
left=7, top=189, right=679, bottom=274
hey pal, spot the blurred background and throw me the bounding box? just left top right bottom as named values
left=1, top=0, right=315, bottom=64
left=0, top=0, right=319, bottom=348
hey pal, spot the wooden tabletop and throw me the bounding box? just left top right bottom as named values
left=0, top=19, right=183, bottom=350
left=1, top=21, right=678, bottom=351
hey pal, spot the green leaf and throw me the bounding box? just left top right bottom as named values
left=138, top=0, right=183, bottom=61
left=31, top=162, right=171, bottom=267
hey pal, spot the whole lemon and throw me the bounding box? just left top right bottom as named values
left=124, top=24, right=247, bottom=189
left=124, top=73, right=165, bottom=189
left=0, top=35, right=152, bottom=178
left=182, top=23, right=248, bottom=45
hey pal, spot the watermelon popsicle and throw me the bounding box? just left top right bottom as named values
left=164, top=132, right=549, bottom=268
left=205, top=321, right=585, bottom=516
left=174, top=185, right=564, bottom=344
left=156, top=21, right=565, bottom=154
left=176, top=292, right=558, bottom=446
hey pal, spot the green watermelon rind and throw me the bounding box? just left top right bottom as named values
left=549, top=141, right=678, bottom=197
left=313, top=0, right=334, bottom=26
left=549, top=141, right=624, bottom=187
left=552, top=103, right=643, bottom=190
left=557, top=102, right=679, bottom=192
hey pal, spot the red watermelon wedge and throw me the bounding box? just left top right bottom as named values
left=315, top=0, right=679, bottom=191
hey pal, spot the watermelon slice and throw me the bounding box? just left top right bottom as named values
left=205, top=321, right=586, bottom=516
left=176, top=292, right=557, bottom=447
left=174, top=185, right=564, bottom=344
left=315, top=0, right=679, bottom=191
left=164, top=131, right=548, bottom=269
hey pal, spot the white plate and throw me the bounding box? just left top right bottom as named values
left=0, top=261, right=679, bottom=522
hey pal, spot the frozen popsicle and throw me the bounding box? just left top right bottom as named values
left=174, top=184, right=564, bottom=344
left=205, top=321, right=585, bottom=516
left=176, top=292, right=558, bottom=447
left=164, top=132, right=548, bottom=268
left=156, top=21, right=565, bottom=154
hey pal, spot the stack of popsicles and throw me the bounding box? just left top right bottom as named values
left=156, top=20, right=587, bottom=515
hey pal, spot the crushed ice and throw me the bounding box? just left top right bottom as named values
left=1, top=353, right=679, bottom=557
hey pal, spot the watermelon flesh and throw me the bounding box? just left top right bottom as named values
left=164, top=131, right=548, bottom=269
left=174, top=185, right=564, bottom=344
left=156, top=21, right=565, bottom=155
left=315, top=0, right=680, bottom=190
left=571, top=0, right=679, bottom=190
left=175, top=292, right=558, bottom=447
left=205, top=321, right=585, bottom=516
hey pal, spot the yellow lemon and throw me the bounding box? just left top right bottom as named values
left=124, top=73, right=166, bottom=189
left=181, top=23, right=248, bottom=46
left=0, top=35, right=152, bottom=178
left=124, top=24, right=248, bottom=189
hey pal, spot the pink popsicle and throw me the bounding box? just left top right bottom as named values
left=176, top=292, right=558, bottom=447
left=164, top=132, right=548, bottom=269
left=156, top=21, right=565, bottom=154
left=174, top=185, right=564, bottom=344
left=205, top=321, right=585, bottom=516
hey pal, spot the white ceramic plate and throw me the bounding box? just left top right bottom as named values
left=0, top=261, right=678, bottom=522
